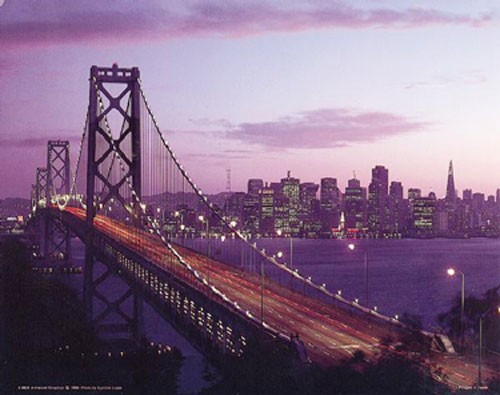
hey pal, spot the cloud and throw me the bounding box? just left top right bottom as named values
left=189, top=118, right=234, bottom=129
left=405, top=73, right=488, bottom=90
left=0, top=1, right=494, bottom=50
left=184, top=151, right=252, bottom=161
left=0, top=58, right=12, bottom=79
left=222, top=108, right=428, bottom=150
left=0, top=134, right=79, bottom=148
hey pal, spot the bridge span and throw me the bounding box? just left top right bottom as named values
left=28, top=64, right=497, bottom=390
left=43, top=205, right=493, bottom=389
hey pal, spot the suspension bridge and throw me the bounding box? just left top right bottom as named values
left=28, top=64, right=496, bottom=389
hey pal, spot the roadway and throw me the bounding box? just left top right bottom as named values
left=62, top=207, right=499, bottom=389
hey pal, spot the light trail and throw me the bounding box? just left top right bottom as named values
left=61, top=206, right=499, bottom=388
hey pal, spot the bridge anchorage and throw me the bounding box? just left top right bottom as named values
left=28, top=63, right=483, bottom=390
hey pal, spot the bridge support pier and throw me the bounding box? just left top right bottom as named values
left=84, top=248, right=144, bottom=345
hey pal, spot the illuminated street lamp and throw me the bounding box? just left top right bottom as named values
left=199, top=215, right=211, bottom=284
left=198, top=215, right=211, bottom=258
left=276, top=229, right=293, bottom=269
left=447, top=267, right=465, bottom=347
left=478, top=306, right=500, bottom=388
left=260, top=256, right=266, bottom=326
left=348, top=243, right=369, bottom=305
left=276, top=251, right=284, bottom=259
left=179, top=223, right=186, bottom=243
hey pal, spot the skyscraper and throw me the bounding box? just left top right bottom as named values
left=411, top=196, right=436, bottom=237
left=445, top=160, right=456, bottom=205
left=248, top=179, right=263, bottom=196
left=388, top=181, right=405, bottom=235
left=300, top=182, right=319, bottom=215
left=344, top=177, right=365, bottom=233
left=319, top=177, right=341, bottom=236
left=259, top=184, right=275, bottom=236
left=281, top=171, right=300, bottom=236
left=408, top=188, right=422, bottom=201
left=244, top=179, right=262, bottom=234
left=300, top=182, right=320, bottom=237
left=389, top=182, right=403, bottom=201
left=444, top=160, right=458, bottom=234
left=368, top=165, right=389, bottom=237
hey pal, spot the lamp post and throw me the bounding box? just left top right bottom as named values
left=447, top=267, right=465, bottom=348
left=275, top=250, right=284, bottom=283
left=478, top=306, right=500, bottom=388
left=260, top=256, right=265, bottom=326
left=348, top=243, right=369, bottom=306
left=198, top=215, right=210, bottom=258
left=199, top=215, right=211, bottom=285
left=277, top=229, right=293, bottom=270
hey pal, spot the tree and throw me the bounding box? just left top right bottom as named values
left=438, top=286, right=500, bottom=352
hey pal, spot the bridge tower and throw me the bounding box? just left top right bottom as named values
left=84, top=64, right=144, bottom=344
left=43, top=140, right=72, bottom=262
left=31, top=167, right=48, bottom=259
left=35, top=167, right=48, bottom=208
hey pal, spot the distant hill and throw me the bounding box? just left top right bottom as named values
left=0, top=198, right=31, bottom=218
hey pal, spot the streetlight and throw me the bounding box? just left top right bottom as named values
left=447, top=267, right=465, bottom=348
left=260, top=256, right=266, bottom=326
left=198, top=215, right=210, bottom=258
left=179, top=223, right=185, bottom=244
left=478, top=306, right=500, bottom=388
left=273, top=251, right=285, bottom=284
left=199, top=215, right=211, bottom=285
left=276, top=229, right=293, bottom=270
left=348, top=243, right=369, bottom=306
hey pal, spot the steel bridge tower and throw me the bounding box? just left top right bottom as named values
left=43, top=140, right=72, bottom=262
left=84, top=64, right=144, bottom=344
left=35, top=167, right=48, bottom=208
left=31, top=141, right=72, bottom=264
left=31, top=167, right=48, bottom=259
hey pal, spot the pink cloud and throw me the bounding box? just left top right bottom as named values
left=405, top=73, right=488, bottom=90
left=223, top=108, right=428, bottom=150
left=0, top=133, right=79, bottom=148
left=0, top=1, right=494, bottom=50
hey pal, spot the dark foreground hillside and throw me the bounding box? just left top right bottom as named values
left=0, top=238, right=183, bottom=395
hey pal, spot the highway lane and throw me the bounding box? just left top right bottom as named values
left=66, top=207, right=390, bottom=359
left=62, top=207, right=499, bottom=388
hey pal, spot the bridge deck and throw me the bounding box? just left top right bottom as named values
left=61, top=207, right=498, bottom=388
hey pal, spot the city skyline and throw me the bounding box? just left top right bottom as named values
left=2, top=1, right=500, bottom=198
left=213, top=161, right=500, bottom=239
left=220, top=160, right=498, bottom=200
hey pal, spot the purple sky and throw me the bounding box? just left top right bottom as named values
left=1, top=1, right=500, bottom=199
